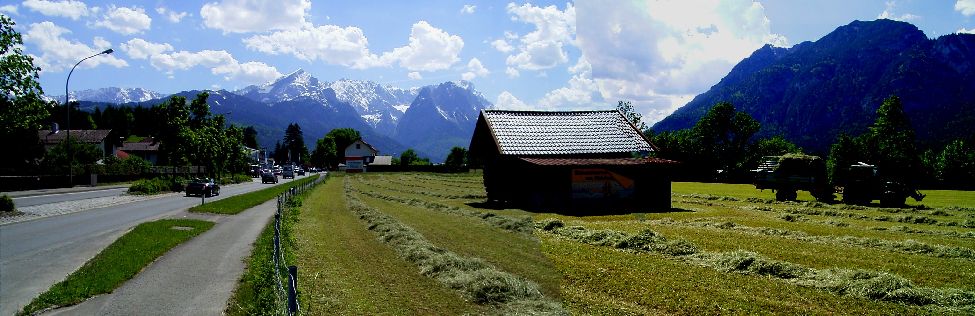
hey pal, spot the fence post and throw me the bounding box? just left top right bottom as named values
left=288, top=265, right=298, bottom=315
left=273, top=212, right=280, bottom=267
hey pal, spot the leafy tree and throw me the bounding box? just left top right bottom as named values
left=0, top=15, right=49, bottom=131
left=444, top=146, right=468, bottom=168
left=691, top=102, right=760, bottom=175
left=320, top=128, right=361, bottom=167
left=399, top=149, right=419, bottom=166
left=827, top=133, right=861, bottom=185
left=272, top=141, right=287, bottom=164
left=936, top=139, right=975, bottom=188
left=41, top=137, right=103, bottom=172
left=157, top=95, right=191, bottom=165
left=242, top=126, right=259, bottom=149
left=310, top=137, right=336, bottom=169
left=617, top=100, right=647, bottom=132
left=743, top=136, right=802, bottom=171
left=860, top=95, right=920, bottom=184
left=1, top=16, right=50, bottom=169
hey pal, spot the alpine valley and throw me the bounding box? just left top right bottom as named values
left=65, top=69, right=492, bottom=162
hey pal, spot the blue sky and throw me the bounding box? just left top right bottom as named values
left=5, top=0, right=974, bottom=123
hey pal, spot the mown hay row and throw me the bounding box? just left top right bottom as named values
left=343, top=181, right=566, bottom=315
left=646, top=219, right=975, bottom=261
left=538, top=218, right=975, bottom=312
left=356, top=176, right=487, bottom=200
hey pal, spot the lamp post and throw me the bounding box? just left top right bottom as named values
left=65, top=48, right=113, bottom=187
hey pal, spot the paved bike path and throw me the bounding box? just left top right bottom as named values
left=46, top=199, right=277, bottom=315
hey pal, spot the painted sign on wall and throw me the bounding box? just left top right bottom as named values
left=571, top=168, right=635, bottom=199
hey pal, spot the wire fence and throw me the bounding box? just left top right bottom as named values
left=273, top=173, right=327, bottom=316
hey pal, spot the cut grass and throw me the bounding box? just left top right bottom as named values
left=19, top=219, right=213, bottom=315
left=290, top=174, right=482, bottom=315
left=190, top=175, right=319, bottom=214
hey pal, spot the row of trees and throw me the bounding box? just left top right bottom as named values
left=631, top=96, right=974, bottom=189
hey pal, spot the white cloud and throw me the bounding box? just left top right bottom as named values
left=878, top=1, right=920, bottom=21
left=92, top=5, right=152, bottom=35
left=959, top=27, right=975, bottom=34
left=121, top=38, right=173, bottom=59
left=408, top=71, right=422, bottom=80
left=0, top=5, right=18, bottom=14
left=243, top=24, right=381, bottom=69
left=380, top=21, right=464, bottom=72
left=201, top=0, right=310, bottom=33
left=461, top=4, right=476, bottom=14
left=22, top=0, right=88, bottom=20
left=503, top=2, right=575, bottom=71
left=956, top=0, right=975, bottom=16
left=505, top=67, right=519, bottom=78
left=461, top=58, right=489, bottom=81
left=491, top=39, right=514, bottom=53
left=22, top=21, right=128, bottom=73
left=149, top=49, right=282, bottom=84
left=156, top=6, right=188, bottom=23
left=495, top=91, right=530, bottom=110
left=527, top=0, right=787, bottom=124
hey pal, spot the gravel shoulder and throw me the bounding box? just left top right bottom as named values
left=1, top=192, right=178, bottom=226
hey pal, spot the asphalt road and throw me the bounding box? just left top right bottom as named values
left=0, top=174, right=309, bottom=315
left=11, top=187, right=129, bottom=207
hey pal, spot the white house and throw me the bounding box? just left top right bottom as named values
left=344, top=139, right=378, bottom=173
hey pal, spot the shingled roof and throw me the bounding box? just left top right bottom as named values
left=38, top=129, right=112, bottom=145
left=473, top=110, right=655, bottom=156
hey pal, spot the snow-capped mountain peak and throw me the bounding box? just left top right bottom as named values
left=49, top=87, right=165, bottom=104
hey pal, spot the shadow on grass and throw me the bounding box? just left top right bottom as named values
left=466, top=200, right=694, bottom=216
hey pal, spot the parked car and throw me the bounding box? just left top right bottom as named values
left=185, top=178, right=220, bottom=197
left=262, top=171, right=278, bottom=184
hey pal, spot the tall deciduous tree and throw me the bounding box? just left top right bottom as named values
left=1, top=15, right=49, bottom=168
left=399, top=149, right=419, bottom=166
left=827, top=133, right=860, bottom=185
left=444, top=146, right=468, bottom=168
left=691, top=102, right=760, bottom=175
left=242, top=126, right=259, bottom=149
left=862, top=95, right=920, bottom=184
left=936, top=139, right=975, bottom=188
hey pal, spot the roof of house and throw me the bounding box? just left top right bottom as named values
left=38, top=129, right=112, bottom=144
left=474, top=110, right=655, bottom=156
left=372, top=155, right=393, bottom=165
left=345, top=139, right=379, bottom=155
left=520, top=157, right=676, bottom=166
left=120, top=141, right=160, bottom=152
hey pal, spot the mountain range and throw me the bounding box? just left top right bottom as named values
left=66, top=70, right=491, bottom=162
left=653, top=19, right=975, bottom=154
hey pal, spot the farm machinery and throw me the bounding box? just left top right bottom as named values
left=752, top=154, right=924, bottom=207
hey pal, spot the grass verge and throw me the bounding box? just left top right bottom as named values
left=190, top=175, right=318, bottom=214
left=225, top=175, right=324, bottom=315
left=19, top=219, right=214, bottom=315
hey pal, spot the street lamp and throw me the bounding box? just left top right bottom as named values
left=65, top=48, right=113, bottom=186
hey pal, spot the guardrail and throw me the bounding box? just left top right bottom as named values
left=272, top=173, right=327, bottom=316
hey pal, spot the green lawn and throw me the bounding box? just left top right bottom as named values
left=20, top=219, right=213, bottom=315
left=286, top=173, right=975, bottom=314
left=189, top=174, right=318, bottom=214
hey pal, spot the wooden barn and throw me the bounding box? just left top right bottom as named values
left=468, top=110, right=676, bottom=211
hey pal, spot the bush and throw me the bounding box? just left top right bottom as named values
left=219, top=174, right=252, bottom=185
left=129, top=177, right=182, bottom=195
left=0, top=195, right=15, bottom=212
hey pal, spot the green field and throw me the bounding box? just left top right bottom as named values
left=290, top=172, right=975, bottom=314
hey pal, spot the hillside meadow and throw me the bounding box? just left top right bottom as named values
left=290, top=172, right=974, bottom=315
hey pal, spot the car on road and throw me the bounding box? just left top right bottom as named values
left=185, top=178, right=220, bottom=197
left=282, top=165, right=295, bottom=179
left=296, top=167, right=305, bottom=176
left=261, top=171, right=278, bottom=184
